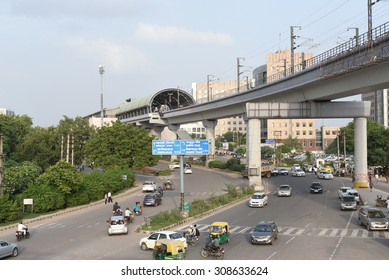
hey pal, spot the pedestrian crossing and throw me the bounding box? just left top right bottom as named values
left=28, top=221, right=389, bottom=239
left=176, top=223, right=389, bottom=239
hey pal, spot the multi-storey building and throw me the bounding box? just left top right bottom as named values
left=362, top=89, right=388, bottom=127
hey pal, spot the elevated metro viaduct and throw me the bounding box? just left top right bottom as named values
left=115, top=22, right=389, bottom=190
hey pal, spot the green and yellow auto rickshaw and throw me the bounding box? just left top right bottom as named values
left=152, top=239, right=186, bottom=260
left=209, top=221, right=230, bottom=244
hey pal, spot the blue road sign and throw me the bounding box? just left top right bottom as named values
left=265, top=139, right=275, bottom=144
left=152, top=140, right=209, bottom=155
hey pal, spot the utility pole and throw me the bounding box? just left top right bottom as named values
left=337, top=130, right=341, bottom=176
left=290, top=26, right=301, bottom=74
left=99, top=65, right=105, bottom=127
left=0, top=132, right=3, bottom=195
left=237, top=57, right=245, bottom=93
left=207, top=74, right=214, bottom=101
left=347, top=27, right=360, bottom=47
left=368, top=0, right=381, bottom=51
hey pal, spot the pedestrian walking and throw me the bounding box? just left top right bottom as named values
left=107, top=191, right=113, bottom=203
left=375, top=173, right=379, bottom=182
left=369, top=181, right=373, bottom=192
left=104, top=193, right=108, bottom=204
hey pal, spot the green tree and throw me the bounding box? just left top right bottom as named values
left=14, top=126, right=60, bottom=170
left=57, top=116, right=95, bottom=166
left=2, top=161, right=42, bottom=194
left=36, top=161, right=82, bottom=196
left=261, top=146, right=274, bottom=158
left=325, top=120, right=389, bottom=167
left=281, top=136, right=303, bottom=153
left=0, top=114, right=33, bottom=161
left=84, top=121, right=158, bottom=169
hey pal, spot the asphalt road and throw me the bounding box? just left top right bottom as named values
left=1, top=164, right=388, bottom=260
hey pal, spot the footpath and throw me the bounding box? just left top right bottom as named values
left=358, top=177, right=389, bottom=210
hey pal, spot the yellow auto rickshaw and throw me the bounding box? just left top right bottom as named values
left=152, top=240, right=186, bottom=260
left=209, top=222, right=230, bottom=244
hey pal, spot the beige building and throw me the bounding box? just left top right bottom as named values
left=191, top=80, right=248, bottom=137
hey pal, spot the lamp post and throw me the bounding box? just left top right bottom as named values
left=99, top=65, right=105, bottom=127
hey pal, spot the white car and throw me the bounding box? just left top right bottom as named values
left=139, top=231, right=187, bottom=250
left=142, top=181, right=157, bottom=192
left=338, top=186, right=352, bottom=199
left=277, top=185, right=292, bottom=197
left=107, top=216, right=128, bottom=236
left=346, top=189, right=360, bottom=204
left=184, top=167, right=192, bottom=174
left=317, top=171, right=334, bottom=180
left=291, top=169, right=306, bottom=177
left=248, top=192, right=268, bottom=207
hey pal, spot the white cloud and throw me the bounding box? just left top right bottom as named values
left=135, top=23, right=234, bottom=46
left=66, top=37, right=149, bottom=73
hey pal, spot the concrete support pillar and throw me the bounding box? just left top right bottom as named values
left=203, top=119, right=217, bottom=166
left=168, top=124, right=180, bottom=161
left=152, top=126, right=164, bottom=139
left=247, top=118, right=263, bottom=191
left=353, top=117, right=369, bottom=188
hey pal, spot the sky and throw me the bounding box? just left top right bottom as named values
left=1, top=0, right=389, bottom=128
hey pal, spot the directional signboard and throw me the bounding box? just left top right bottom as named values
left=152, top=140, right=209, bottom=155
left=265, top=139, right=275, bottom=144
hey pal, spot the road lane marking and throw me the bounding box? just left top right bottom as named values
left=285, top=236, right=295, bottom=244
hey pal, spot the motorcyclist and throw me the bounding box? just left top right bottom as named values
left=186, top=225, right=195, bottom=241
left=112, top=202, right=120, bottom=212
left=17, top=221, right=27, bottom=236
left=157, top=186, right=163, bottom=196
left=209, top=236, right=220, bottom=252
left=133, top=201, right=142, bottom=215
left=124, top=207, right=134, bottom=222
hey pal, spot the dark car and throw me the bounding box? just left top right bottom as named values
left=310, top=182, right=323, bottom=194
left=251, top=221, right=278, bottom=245
left=143, top=193, right=162, bottom=207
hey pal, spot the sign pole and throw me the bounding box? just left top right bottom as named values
left=179, top=155, right=185, bottom=212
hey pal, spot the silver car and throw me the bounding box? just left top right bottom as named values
left=340, top=196, right=357, bottom=211
left=0, top=240, right=19, bottom=259
left=277, top=185, right=292, bottom=197
left=251, top=221, right=278, bottom=245
left=358, top=206, right=389, bottom=231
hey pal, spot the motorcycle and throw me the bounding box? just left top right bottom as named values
left=184, top=233, right=199, bottom=246
left=125, top=213, right=135, bottom=223
left=200, top=243, right=224, bottom=259
left=16, top=228, right=30, bottom=242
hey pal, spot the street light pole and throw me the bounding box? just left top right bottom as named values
left=207, top=74, right=214, bottom=102
left=99, top=65, right=105, bottom=127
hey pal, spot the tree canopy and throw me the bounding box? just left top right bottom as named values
left=84, top=121, right=158, bottom=169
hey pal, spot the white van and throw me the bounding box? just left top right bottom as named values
left=346, top=189, right=360, bottom=204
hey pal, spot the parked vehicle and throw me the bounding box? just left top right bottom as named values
left=200, top=242, right=225, bottom=260
left=0, top=240, right=18, bottom=259
left=251, top=221, right=278, bottom=245
left=241, top=162, right=274, bottom=179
